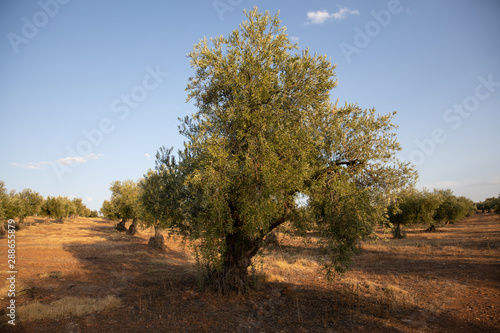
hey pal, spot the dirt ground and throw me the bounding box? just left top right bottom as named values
left=0, top=212, right=499, bottom=332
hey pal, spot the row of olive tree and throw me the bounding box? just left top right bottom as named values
left=387, top=188, right=476, bottom=238
left=100, top=176, right=168, bottom=248
left=476, top=195, right=500, bottom=213
left=0, top=180, right=97, bottom=225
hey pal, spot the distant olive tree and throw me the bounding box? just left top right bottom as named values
left=389, top=188, right=476, bottom=237
left=388, top=188, right=443, bottom=238
left=0, top=182, right=7, bottom=235
left=40, top=196, right=72, bottom=221
left=477, top=195, right=500, bottom=213
left=104, top=180, right=141, bottom=234
left=18, top=189, right=44, bottom=221
left=0, top=181, right=8, bottom=223
left=100, top=199, right=118, bottom=220
left=433, top=189, right=476, bottom=224
left=140, top=148, right=187, bottom=249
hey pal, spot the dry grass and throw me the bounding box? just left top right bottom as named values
left=17, top=295, right=121, bottom=322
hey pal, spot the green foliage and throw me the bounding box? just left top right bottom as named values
left=388, top=188, right=475, bottom=237
left=100, top=199, right=118, bottom=220
left=146, top=8, right=416, bottom=291
left=88, top=210, right=99, bottom=218
left=477, top=195, right=500, bottom=213
left=433, top=189, right=475, bottom=223
left=40, top=196, right=69, bottom=220
left=71, top=198, right=87, bottom=217
left=0, top=180, right=94, bottom=222
left=102, top=180, right=141, bottom=222
left=0, top=181, right=7, bottom=222
left=2, top=188, right=44, bottom=222
left=18, top=189, right=44, bottom=221
left=140, top=147, right=185, bottom=230
left=388, top=188, right=442, bottom=232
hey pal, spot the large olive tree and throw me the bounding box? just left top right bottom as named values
left=149, top=8, right=415, bottom=292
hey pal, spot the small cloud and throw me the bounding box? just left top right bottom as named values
left=306, top=7, right=359, bottom=25
left=144, top=153, right=151, bottom=160
left=331, top=7, right=359, bottom=20
left=85, top=196, right=94, bottom=202
left=289, top=36, right=300, bottom=43
left=11, top=161, right=50, bottom=170
left=12, top=153, right=103, bottom=170
left=55, top=153, right=102, bottom=166
left=307, top=10, right=331, bottom=24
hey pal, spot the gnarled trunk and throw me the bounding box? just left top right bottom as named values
left=217, top=232, right=262, bottom=293
left=148, top=225, right=165, bottom=249
left=127, top=218, right=138, bottom=235
left=116, top=218, right=127, bottom=232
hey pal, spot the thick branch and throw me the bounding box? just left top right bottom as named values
left=310, top=159, right=364, bottom=182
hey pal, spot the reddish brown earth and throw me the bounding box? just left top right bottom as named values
left=1, top=212, right=499, bottom=332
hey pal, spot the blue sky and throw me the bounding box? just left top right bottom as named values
left=1, top=0, right=499, bottom=211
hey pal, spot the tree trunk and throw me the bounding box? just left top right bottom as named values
left=217, top=232, right=262, bottom=293
left=127, top=218, right=138, bottom=235
left=116, top=218, right=127, bottom=232
left=393, top=223, right=405, bottom=239
left=148, top=225, right=165, bottom=249
left=425, top=224, right=436, bottom=232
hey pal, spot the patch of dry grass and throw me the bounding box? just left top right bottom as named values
left=18, top=295, right=121, bottom=322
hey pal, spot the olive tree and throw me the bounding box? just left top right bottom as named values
left=0, top=181, right=7, bottom=235
left=18, top=189, right=44, bottom=221
left=151, top=8, right=416, bottom=291
left=433, top=189, right=475, bottom=224
left=106, top=180, right=141, bottom=234
left=140, top=147, right=187, bottom=248
left=40, top=196, right=70, bottom=221
left=0, top=181, right=8, bottom=222
left=388, top=188, right=442, bottom=237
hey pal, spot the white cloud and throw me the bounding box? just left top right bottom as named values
left=12, top=153, right=103, bottom=170
left=11, top=161, right=50, bottom=170
left=85, top=196, right=94, bottom=202
left=307, top=10, right=331, bottom=24
left=144, top=153, right=151, bottom=160
left=55, top=153, right=102, bottom=166
left=306, top=7, right=359, bottom=25
left=331, top=7, right=359, bottom=20
left=289, top=36, right=300, bottom=43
